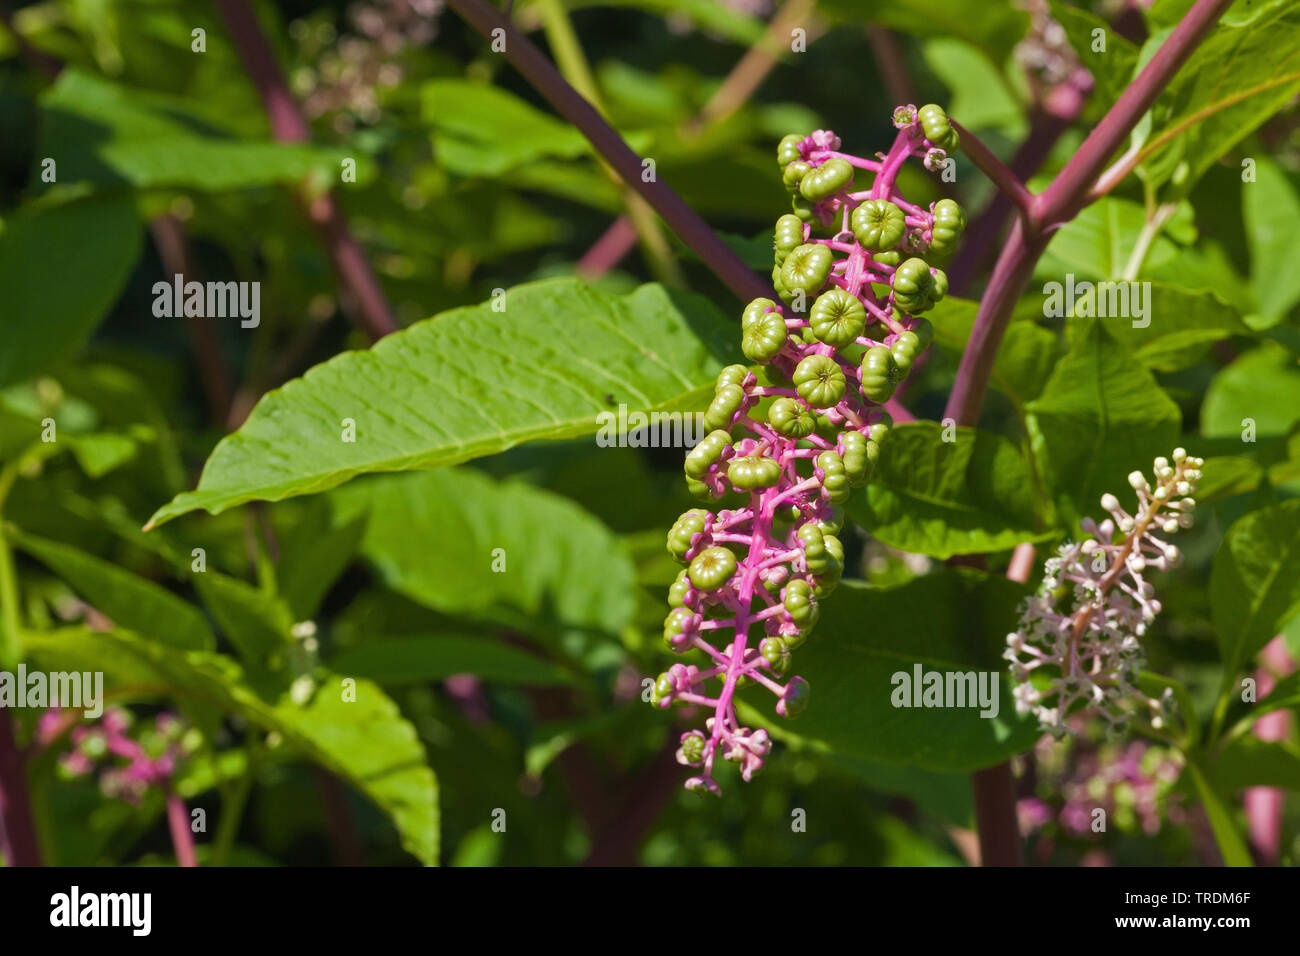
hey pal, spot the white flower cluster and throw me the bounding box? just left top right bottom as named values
left=1005, top=449, right=1204, bottom=736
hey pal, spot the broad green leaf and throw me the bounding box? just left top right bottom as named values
left=0, top=407, right=42, bottom=460
left=845, top=422, right=1049, bottom=559
left=1186, top=760, right=1253, bottom=866
left=1196, top=455, right=1266, bottom=502
left=1026, top=321, right=1181, bottom=523
left=1210, top=499, right=1300, bottom=685
left=1244, top=156, right=1300, bottom=325
left=0, top=195, right=142, bottom=387
left=24, top=627, right=439, bottom=865
left=274, top=500, right=367, bottom=621
left=11, top=530, right=213, bottom=651
left=926, top=297, right=1062, bottom=405
left=1212, top=737, right=1300, bottom=791
left=1069, top=282, right=1250, bottom=372
left=1038, top=197, right=1186, bottom=280
left=331, top=468, right=637, bottom=637
left=147, top=279, right=737, bottom=527
left=1201, top=342, right=1300, bottom=439
left=921, top=38, right=1024, bottom=136
left=747, top=571, right=1040, bottom=773
left=193, top=572, right=294, bottom=672
left=1137, top=1, right=1300, bottom=194
left=331, top=635, right=573, bottom=686
left=38, top=69, right=352, bottom=190
left=424, top=79, right=593, bottom=176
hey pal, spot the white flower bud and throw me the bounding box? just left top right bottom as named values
left=1177, top=513, right=1194, bottom=528
left=1153, top=485, right=1167, bottom=500
left=1172, top=447, right=1187, bottom=462
left=1100, top=493, right=1120, bottom=512
left=1175, top=481, right=1190, bottom=496
left=1128, top=471, right=1147, bottom=490
left=1119, top=517, right=1135, bottom=532
left=1154, top=457, right=1169, bottom=472
left=1162, top=518, right=1179, bottom=534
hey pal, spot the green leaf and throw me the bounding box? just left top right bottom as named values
left=147, top=279, right=736, bottom=527
left=747, top=571, right=1040, bottom=772
left=1038, top=197, right=1185, bottom=280
left=331, top=468, right=637, bottom=638
left=845, top=422, right=1049, bottom=559
left=193, top=572, right=293, bottom=671
left=11, top=530, right=213, bottom=651
left=1210, top=499, right=1300, bottom=686
left=1212, top=736, right=1300, bottom=791
left=1026, top=321, right=1181, bottom=523
left=274, top=500, right=367, bottom=622
left=24, top=627, right=439, bottom=865
left=330, top=634, right=573, bottom=686
left=1186, top=760, right=1253, bottom=866
left=1201, top=342, right=1300, bottom=439
left=424, top=79, right=593, bottom=176
left=39, top=69, right=351, bottom=190
left=1067, top=282, right=1250, bottom=373
left=926, top=297, right=1062, bottom=405
left=921, top=38, right=1024, bottom=135
left=1137, top=1, right=1300, bottom=194
left=1244, top=156, right=1300, bottom=325
left=0, top=195, right=142, bottom=387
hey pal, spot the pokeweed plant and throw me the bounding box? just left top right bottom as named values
left=652, top=113, right=962, bottom=795
left=2, top=0, right=1300, bottom=871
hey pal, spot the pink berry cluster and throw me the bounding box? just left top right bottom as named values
left=651, top=108, right=966, bottom=795
left=1005, top=449, right=1204, bottom=736
left=47, top=707, right=192, bottom=805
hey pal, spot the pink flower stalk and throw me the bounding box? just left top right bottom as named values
left=654, top=112, right=962, bottom=795
left=1005, top=450, right=1204, bottom=735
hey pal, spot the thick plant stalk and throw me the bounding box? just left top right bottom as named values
left=945, top=0, right=1234, bottom=427
left=0, top=709, right=42, bottom=866
left=443, top=0, right=772, bottom=304
left=213, top=0, right=399, bottom=340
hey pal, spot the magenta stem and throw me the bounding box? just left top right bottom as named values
left=0, top=709, right=42, bottom=866
left=165, top=787, right=199, bottom=868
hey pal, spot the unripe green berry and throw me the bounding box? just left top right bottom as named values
left=741, top=298, right=788, bottom=363
left=929, top=199, right=966, bottom=256
left=793, top=354, right=846, bottom=409
left=688, top=546, right=738, bottom=591
left=808, top=288, right=867, bottom=348
left=860, top=345, right=900, bottom=403
left=704, top=383, right=747, bottom=432
left=799, top=158, right=854, bottom=202
left=780, top=243, right=834, bottom=296
left=767, top=396, right=815, bottom=438
left=684, top=429, right=732, bottom=479
left=816, top=449, right=851, bottom=503
left=851, top=200, right=906, bottom=252
left=728, top=455, right=782, bottom=490
left=918, top=104, right=959, bottom=152
left=777, top=133, right=804, bottom=167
